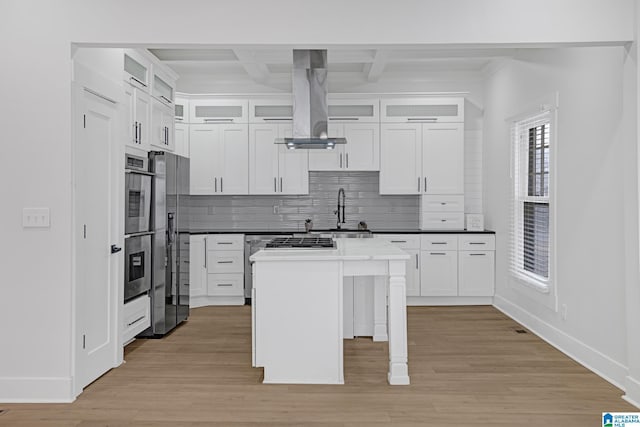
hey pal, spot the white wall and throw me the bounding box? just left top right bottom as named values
left=483, top=46, right=639, bottom=394
left=0, top=0, right=635, bottom=402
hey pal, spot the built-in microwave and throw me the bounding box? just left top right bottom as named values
left=124, top=233, right=152, bottom=302
left=125, top=153, right=152, bottom=235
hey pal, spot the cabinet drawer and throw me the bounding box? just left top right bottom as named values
left=420, top=213, right=465, bottom=230
left=122, top=294, right=151, bottom=344
left=206, top=234, right=244, bottom=250
left=421, top=234, right=458, bottom=250
left=421, top=195, right=464, bottom=212
left=459, top=234, right=495, bottom=250
left=207, top=251, right=244, bottom=273
left=375, top=234, right=420, bottom=249
left=207, top=273, right=244, bottom=296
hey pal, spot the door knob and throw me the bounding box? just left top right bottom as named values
left=111, top=244, right=122, bottom=254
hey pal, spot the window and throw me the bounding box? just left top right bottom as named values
left=511, top=111, right=552, bottom=290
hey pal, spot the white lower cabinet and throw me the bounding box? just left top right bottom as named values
left=380, top=233, right=495, bottom=304
left=174, top=123, right=189, bottom=157
left=420, top=251, right=458, bottom=296
left=122, top=294, right=151, bottom=345
left=189, top=235, right=207, bottom=298
left=190, top=234, right=245, bottom=307
left=458, top=250, right=495, bottom=296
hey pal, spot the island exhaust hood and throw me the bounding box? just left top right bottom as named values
left=278, top=50, right=346, bottom=150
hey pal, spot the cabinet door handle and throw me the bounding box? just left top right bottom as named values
left=127, top=315, right=146, bottom=327
left=217, top=242, right=233, bottom=245
left=263, top=118, right=292, bottom=122
left=217, top=260, right=233, bottom=264
left=204, top=239, right=207, bottom=268
left=129, top=76, right=147, bottom=88
left=470, top=253, right=487, bottom=256
left=430, top=252, right=447, bottom=255
left=280, top=177, right=283, bottom=192
left=217, top=283, right=233, bottom=287
left=329, top=117, right=360, bottom=121
left=424, top=177, right=427, bottom=192
left=469, top=242, right=486, bottom=245
left=160, top=95, right=173, bottom=105
left=274, top=177, right=277, bottom=192
left=407, top=117, right=436, bottom=122
left=346, top=153, right=349, bottom=168
left=391, top=240, right=407, bottom=243
left=340, top=153, right=343, bottom=168
left=221, top=177, right=223, bottom=193
left=133, top=122, right=138, bottom=143
left=214, top=177, right=217, bottom=192
left=415, top=253, right=419, bottom=269
left=204, top=118, right=234, bottom=122
left=417, top=177, right=421, bottom=192
left=432, top=242, right=447, bottom=245
left=139, top=122, right=142, bottom=142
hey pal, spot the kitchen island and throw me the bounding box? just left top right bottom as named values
left=250, top=238, right=410, bottom=385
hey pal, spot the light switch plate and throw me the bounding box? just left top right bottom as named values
left=23, top=207, right=50, bottom=228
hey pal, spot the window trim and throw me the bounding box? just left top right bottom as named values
left=507, top=94, right=558, bottom=310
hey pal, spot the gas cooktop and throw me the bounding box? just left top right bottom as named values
left=265, top=237, right=336, bottom=249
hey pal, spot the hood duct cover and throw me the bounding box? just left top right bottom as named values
left=280, top=50, right=346, bottom=150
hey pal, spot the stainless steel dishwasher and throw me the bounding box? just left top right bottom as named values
left=244, top=234, right=292, bottom=303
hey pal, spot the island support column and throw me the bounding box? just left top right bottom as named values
left=387, top=259, right=410, bottom=385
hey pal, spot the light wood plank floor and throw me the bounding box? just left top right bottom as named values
left=1, top=306, right=635, bottom=426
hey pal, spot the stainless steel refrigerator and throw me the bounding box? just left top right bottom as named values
left=142, top=151, right=190, bottom=336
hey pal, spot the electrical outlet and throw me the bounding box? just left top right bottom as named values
left=273, top=205, right=279, bottom=214
left=22, top=207, right=50, bottom=228
left=561, top=304, right=568, bottom=320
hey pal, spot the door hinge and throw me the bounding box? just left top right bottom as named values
left=83, top=224, right=87, bottom=239
left=83, top=114, right=86, bottom=128
left=82, top=334, right=86, bottom=349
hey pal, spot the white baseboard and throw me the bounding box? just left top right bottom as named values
left=0, top=377, right=74, bottom=403
left=623, top=376, right=640, bottom=409
left=407, top=296, right=493, bottom=306
left=493, top=295, right=628, bottom=390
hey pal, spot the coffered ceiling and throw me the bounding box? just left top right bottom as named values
left=148, top=47, right=517, bottom=93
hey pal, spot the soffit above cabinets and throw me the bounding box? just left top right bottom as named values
left=148, top=47, right=518, bottom=92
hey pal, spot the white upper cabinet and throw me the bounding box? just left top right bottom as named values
left=152, top=69, right=175, bottom=107
left=380, top=98, right=464, bottom=195
left=249, top=98, right=293, bottom=123
left=309, top=99, right=380, bottom=171
left=379, top=123, right=422, bottom=194
left=174, top=123, right=189, bottom=158
left=422, top=123, right=464, bottom=194
left=123, top=49, right=151, bottom=93
left=174, top=97, right=189, bottom=123
left=249, top=123, right=308, bottom=195
left=189, top=99, right=248, bottom=124
left=189, top=123, right=248, bottom=195
left=150, top=98, right=174, bottom=151
left=381, top=97, right=464, bottom=123
left=124, top=83, right=151, bottom=151
left=328, top=98, right=379, bottom=123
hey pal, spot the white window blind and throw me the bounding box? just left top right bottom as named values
left=510, top=111, right=551, bottom=290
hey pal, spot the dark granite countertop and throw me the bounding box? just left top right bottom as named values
left=190, top=229, right=495, bottom=235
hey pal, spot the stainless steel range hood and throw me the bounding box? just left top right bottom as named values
left=279, top=50, right=346, bottom=150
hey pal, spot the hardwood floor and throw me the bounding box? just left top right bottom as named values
left=1, top=306, right=635, bottom=426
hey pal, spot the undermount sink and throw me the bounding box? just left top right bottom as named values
left=296, top=229, right=373, bottom=239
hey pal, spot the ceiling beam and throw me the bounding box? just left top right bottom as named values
left=365, top=50, right=387, bottom=82
left=232, top=49, right=270, bottom=83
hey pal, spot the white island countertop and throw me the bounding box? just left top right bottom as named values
left=250, top=237, right=410, bottom=262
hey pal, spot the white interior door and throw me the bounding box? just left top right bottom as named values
left=74, top=85, right=120, bottom=390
